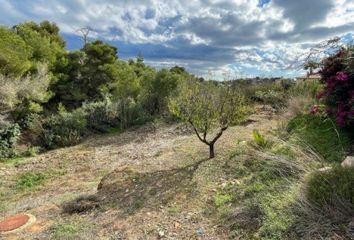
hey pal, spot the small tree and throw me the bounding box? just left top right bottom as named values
left=169, top=79, right=250, bottom=158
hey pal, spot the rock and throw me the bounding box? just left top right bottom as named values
left=158, top=230, right=165, bottom=238
left=341, top=156, right=354, bottom=168
left=348, top=219, right=354, bottom=238
left=174, top=222, right=180, bottom=229
left=318, top=167, right=332, bottom=172
left=196, top=228, right=205, bottom=236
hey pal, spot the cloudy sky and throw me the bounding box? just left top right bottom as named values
left=0, top=0, right=353, bottom=79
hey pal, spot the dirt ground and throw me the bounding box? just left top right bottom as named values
left=0, top=109, right=278, bottom=239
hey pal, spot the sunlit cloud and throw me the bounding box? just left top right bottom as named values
left=0, top=0, right=353, bottom=78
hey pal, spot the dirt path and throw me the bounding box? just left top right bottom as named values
left=0, top=110, right=277, bottom=239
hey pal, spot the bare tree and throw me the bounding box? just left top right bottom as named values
left=76, top=27, right=92, bottom=45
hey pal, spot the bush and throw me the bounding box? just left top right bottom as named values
left=317, top=46, right=354, bottom=129
left=242, top=81, right=287, bottom=109
left=39, top=99, right=152, bottom=150
left=82, top=99, right=152, bottom=132
left=306, top=167, right=354, bottom=211
left=121, top=100, right=153, bottom=127
left=254, top=89, right=286, bottom=109
left=0, top=123, right=20, bottom=159
left=287, top=114, right=351, bottom=162
left=40, top=110, right=87, bottom=149
left=16, top=172, right=46, bottom=189
left=81, top=101, right=119, bottom=133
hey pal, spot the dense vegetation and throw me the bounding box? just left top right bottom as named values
left=0, top=21, right=191, bottom=158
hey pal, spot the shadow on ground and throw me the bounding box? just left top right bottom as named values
left=62, top=158, right=209, bottom=215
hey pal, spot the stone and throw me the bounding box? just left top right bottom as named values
left=196, top=227, right=205, bottom=236
left=318, top=166, right=332, bottom=172
left=0, top=214, right=30, bottom=232
left=158, top=230, right=165, bottom=238
left=348, top=218, right=354, bottom=238
left=174, top=222, right=180, bottom=229
left=341, top=156, right=354, bottom=168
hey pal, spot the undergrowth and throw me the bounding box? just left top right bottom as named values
left=287, top=114, right=351, bottom=163
left=214, top=112, right=353, bottom=239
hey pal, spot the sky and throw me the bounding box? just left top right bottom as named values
left=0, top=0, right=354, bottom=79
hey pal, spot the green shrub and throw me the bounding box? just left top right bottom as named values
left=241, top=81, right=287, bottom=109
left=16, top=172, right=46, bottom=189
left=82, top=99, right=152, bottom=133
left=81, top=101, right=119, bottom=133
left=214, top=193, right=233, bottom=207
left=287, top=114, right=351, bottom=162
left=252, top=129, right=271, bottom=148
left=306, top=167, right=354, bottom=210
left=123, top=101, right=153, bottom=126
left=24, top=146, right=41, bottom=157
left=0, top=123, right=20, bottom=159
left=38, top=99, right=152, bottom=150
left=254, top=89, right=286, bottom=109
left=40, top=110, right=87, bottom=149
left=111, top=99, right=152, bottom=129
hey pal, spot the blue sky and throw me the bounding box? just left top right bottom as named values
left=0, top=0, right=353, bottom=79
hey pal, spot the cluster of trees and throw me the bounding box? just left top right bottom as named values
left=0, top=20, right=252, bottom=159
left=0, top=21, right=189, bottom=118
left=0, top=21, right=192, bottom=157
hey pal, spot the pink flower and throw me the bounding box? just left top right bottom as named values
left=335, top=71, right=348, bottom=81
left=335, top=111, right=348, bottom=127
left=310, top=105, right=319, bottom=114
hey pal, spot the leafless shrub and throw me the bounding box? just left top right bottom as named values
left=62, top=194, right=101, bottom=214
left=0, top=64, right=50, bottom=123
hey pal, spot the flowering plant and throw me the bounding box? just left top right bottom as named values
left=317, top=46, right=354, bottom=128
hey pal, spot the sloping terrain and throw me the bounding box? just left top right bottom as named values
left=0, top=110, right=278, bottom=239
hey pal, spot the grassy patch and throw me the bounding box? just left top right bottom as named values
left=15, top=169, right=67, bottom=190
left=306, top=166, right=354, bottom=209
left=49, top=218, right=97, bottom=240
left=214, top=192, right=233, bottom=208
left=0, top=156, right=26, bottom=165
left=16, top=172, right=46, bottom=189
left=287, top=114, right=351, bottom=163
left=214, top=135, right=320, bottom=239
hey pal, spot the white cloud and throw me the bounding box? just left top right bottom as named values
left=0, top=0, right=353, bottom=78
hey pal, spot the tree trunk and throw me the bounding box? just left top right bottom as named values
left=209, top=144, right=215, bottom=159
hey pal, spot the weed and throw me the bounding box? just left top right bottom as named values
left=50, top=218, right=96, bottom=240
left=252, top=129, right=271, bottom=148
left=16, top=172, right=46, bottom=189
left=214, top=192, right=233, bottom=207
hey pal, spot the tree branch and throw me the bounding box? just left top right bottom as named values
left=203, top=122, right=207, bottom=141
left=210, top=126, right=228, bottom=145
left=189, top=120, right=208, bottom=145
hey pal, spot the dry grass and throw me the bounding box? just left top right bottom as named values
left=285, top=94, right=316, bottom=119
left=6, top=106, right=346, bottom=239
left=0, top=111, right=278, bottom=239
